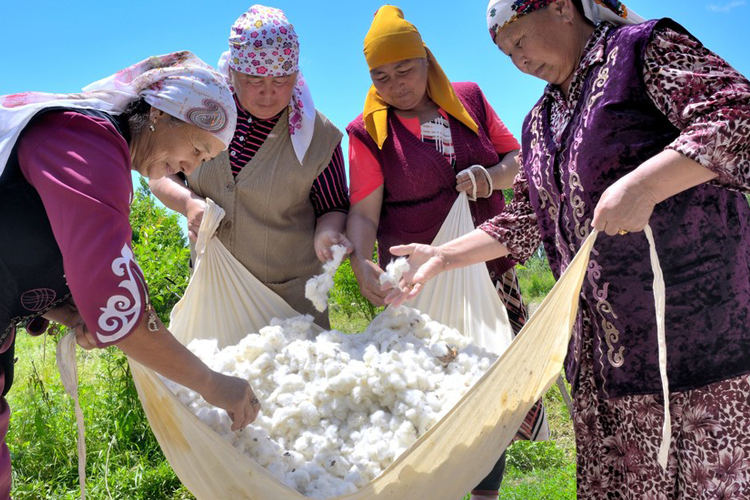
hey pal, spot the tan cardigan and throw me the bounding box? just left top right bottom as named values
left=187, top=109, right=342, bottom=327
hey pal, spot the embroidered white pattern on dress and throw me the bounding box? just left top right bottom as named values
left=97, top=244, right=144, bottom=344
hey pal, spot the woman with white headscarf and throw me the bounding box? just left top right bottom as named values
left=384, top=1, right=750, bottom=497
left=0, top=51, right=261, bottom=496
left=150, top=5, right=351, bottom=329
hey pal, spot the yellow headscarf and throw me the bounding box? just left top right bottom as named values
left=363, top=5, right=479, bottom=149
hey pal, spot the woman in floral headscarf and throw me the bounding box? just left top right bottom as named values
left=150, top=5, right=351, bottom=328
left=0, top=51, right=261, bottom=496
left=386, top=1, right=750, bottom=497
left=346, top=6, right=549, bottom=499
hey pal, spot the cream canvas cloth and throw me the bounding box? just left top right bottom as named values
left=405, top=193, right=513, bottom=356
left=56, top=196, right=672, bottom=499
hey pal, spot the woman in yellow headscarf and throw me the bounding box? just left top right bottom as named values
left=345, top=6, right=547, bottom=499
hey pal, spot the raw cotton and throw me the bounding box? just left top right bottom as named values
left=378, top=257, right=410, bottom=291
left=305, top=245, right=349, bottom=312
left=165, top=306, right=496, bottom=499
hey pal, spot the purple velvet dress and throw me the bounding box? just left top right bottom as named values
left=481, top=19, right=750, bottom=497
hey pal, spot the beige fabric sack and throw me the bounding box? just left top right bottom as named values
left=125, top=198, right=598, bottom=499
left=405, top=193, right=513, bottom=356
left=62, top=196, right=680, bottom=499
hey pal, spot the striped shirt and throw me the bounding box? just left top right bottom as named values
left=229, top=98, right=349, bottom=216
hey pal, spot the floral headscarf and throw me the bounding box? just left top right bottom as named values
left=0, top=51, right=237, bottom=178
left=486, top=0, right=645, bottom=41
left=218, top=4, right=315, bottom=164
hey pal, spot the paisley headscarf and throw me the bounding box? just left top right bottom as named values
left=362, top=5, right=479, bottom=150
left=486, top=0, right=645, bottom=41
left=0, top=51, right=236, bottom=178
left=218, top=4, right=315, bottom=164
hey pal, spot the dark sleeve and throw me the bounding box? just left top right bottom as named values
left=644, top=26, right=750, bottom=191
left=310, top=142, right=350, bottom=217
left=17, top=111, right=148, bottom=347
left=478, top=167, right=542, bottom=264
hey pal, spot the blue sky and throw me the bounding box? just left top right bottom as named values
left=2, top=0, right=748, bottom=187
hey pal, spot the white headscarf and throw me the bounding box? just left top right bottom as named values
left=217, top=4, right=315, bottom=164
left=486, top=0, right=645, bottom=41
left=0, top=51, right=237, bottom=179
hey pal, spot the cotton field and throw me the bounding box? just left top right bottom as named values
left=165, top=306, right=497, bottom=499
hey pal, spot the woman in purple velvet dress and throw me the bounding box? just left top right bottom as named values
left=0, top=52, right=262, bottom=497
left=385, top=1, right=750, bottom=498
left=346, top=6, right=548, bottom=499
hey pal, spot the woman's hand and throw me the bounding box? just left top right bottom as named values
left=185, top=196, right=207, bottom=242
left=350, top=257, right=387, bottom=306
left=593, top=173, right=658, bottom=236
left=202, top=371, right=261, bottom=431
left=384, top=243, right=447, bottom=307
left=314, top=229, right=354, bottom=262
left=39, top=299, right=98, bottom=349
left=456, top=165, right=492, bottom=199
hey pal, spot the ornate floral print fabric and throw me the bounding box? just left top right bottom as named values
left=574, top=333, right=750, bottom=499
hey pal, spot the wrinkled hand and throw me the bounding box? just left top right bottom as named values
left=350, top=257, right=387, bottom=306
left=41, top=299, right=96, bottom=349
left=203, top=372, right=261, bottom=431
left=593, top=174, right=658, bottom=236
left=314, top=229, right=354, bottom=262
left=74, top=322, right=97, bottom=350
left=384, top=243, right=446, bottom=307
left=186, top=197, right=207, bottom=243
left=456, top=165, right=492, bottom=199
left=33, top=299, right=81, bottom=336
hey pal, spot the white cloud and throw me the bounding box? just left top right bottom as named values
left=707, top=0, right=746, bottom=12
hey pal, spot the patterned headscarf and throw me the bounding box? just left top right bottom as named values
left=362, top=5, right=479, bottom=150
left=0, top=51, right=237, bottom=178
left=486, top=0, right=645, bottom=41
left=218, top=4, right=315, bottom=164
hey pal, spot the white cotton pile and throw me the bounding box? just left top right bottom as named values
left=378, top=257, right=410, bottom=291
left=305, top=244, right=349, bottom=312
left=165, top=307, right=497, bottom=499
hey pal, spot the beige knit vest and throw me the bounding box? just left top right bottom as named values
left=187, top=109, right=342, bottom=327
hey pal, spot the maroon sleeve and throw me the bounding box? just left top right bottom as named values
left=310, top=142, right=350, bottom=217
left=17, top=111, right=148, bottom=347
left=478, top=168, right=542, bottom=263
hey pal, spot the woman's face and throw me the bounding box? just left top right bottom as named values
left=133, top=109, right=224, bottom=179
left=493, top=0, right=584, bottom=88
left=369, top=58, right=430, bottom=111
left=232, top=70, right=297, bottom=119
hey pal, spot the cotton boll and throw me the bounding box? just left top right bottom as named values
left=378, top=257, right=409, bottom=290
left=287, top=468, right=312, bottom=491
left=298, top=401, right=321, bottom=426
left=305, top=273, right=334, bottom=313
left=267, top=458, right=287, bottom=480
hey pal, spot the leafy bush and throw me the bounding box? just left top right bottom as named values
left=328, top=253, right=383, bottom=323
left=516, top=251, right=556, bottom=303
left=129, top=177, right=191, bottom=323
